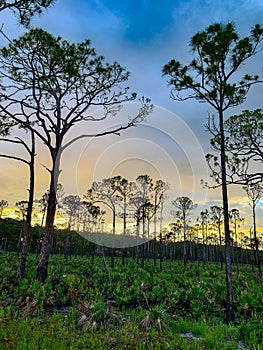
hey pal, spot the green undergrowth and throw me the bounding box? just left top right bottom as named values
left=0, top=253, right=262, bottom=349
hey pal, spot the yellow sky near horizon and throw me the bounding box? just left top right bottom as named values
left=0, top=104, right=262, bottom=232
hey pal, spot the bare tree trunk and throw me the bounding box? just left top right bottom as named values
left=37, top=162, right=58, bottom=282
left=250, top=230, right=255, bottom=272
left=135, top=216, right=140, bottom=264
left=252, top=204, right=261, bottom=277
left=153, top=204, right=157, bottom=267
left=219, top=223, right=223, bottom=270
left=122, top=198, right=127, bottom=266
left=183, top=216, right=187, bottom=267
left=159, top=201, right=164, bottom=270
left=111, top=211, right=116, bottom=268
left=141, top=207, right=146, bottom=268
left=235, top=224, right=239, bottom=274
left=202, top=225, right=206, bottom=263
left=219, top=109, right=234, bottom=323
left=64, top=224, right=71, bottom=261
left=19, top=131, right=35, bottom=280
left=147, top=219, right=150, bottom=262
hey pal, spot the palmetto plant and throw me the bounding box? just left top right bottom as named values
left=138, top=281, right=171, bottom=332
left=139, top=304, right=169, bottom=332
left=77, top=298, right=120, bottom=330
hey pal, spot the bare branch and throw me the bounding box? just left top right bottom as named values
left=0, top=153, right=29, bottom=165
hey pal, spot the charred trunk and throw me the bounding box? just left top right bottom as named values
left=36, top=163, right=59, bottom=283
left=219, top=109, right=234, bottom=323
left=19, top=131, right=35, bottom=280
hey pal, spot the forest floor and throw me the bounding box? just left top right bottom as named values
left=0, top=253, right=262, bottom=349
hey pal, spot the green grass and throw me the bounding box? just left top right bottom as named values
left=0, top=253, right=262, bottom=349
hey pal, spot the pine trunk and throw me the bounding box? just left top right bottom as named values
left=36, top=166, right=58, bottom=283
left=19, top=131, right=35, bottom=280
left=219, top=109, right=235, bottom=323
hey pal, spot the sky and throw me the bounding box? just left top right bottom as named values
left=0, top=0, right=262, bottom=232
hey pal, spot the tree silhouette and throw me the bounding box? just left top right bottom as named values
left=85, top=177, right=120, bottom=238
left=210, top=205, right=224, bottom=268
left=243, top=183, right=262, bottom=276
left=0, top=29, right=152, bottom=282
left=62, top=195, right=81, bottom=261
left=114, top=176, right=133, bottom=238
left=113, top=176, right=133, bottom=265
left=0, top=0, right=55, bottom=26
left=163, top=22, right=263, bottom=322
left=0, top=127, right=35, bottom=279
left=171, top=196, right=197, bottom=266
left=0, top=199, right=8, bottom=219
left=152, top=180, right=169, bottom=267
left=229, top=208, right=244, bottom=272
left=197, top=209, right=209, bottom=263
left=134, top=175, right=153, bottom=267
left=84, top=177, right=123, bottom=267
left=208, top=109, right=263, bottom=185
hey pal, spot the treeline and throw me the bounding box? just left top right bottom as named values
left=1, top=216, right=262, bottom=274
left=1, top=173, right=262, bottom=275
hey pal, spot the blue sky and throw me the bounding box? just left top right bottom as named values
left=0, top=0, right=262, bottom=229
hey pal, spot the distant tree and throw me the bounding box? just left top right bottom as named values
left=229, top=208, right=244, bottom=271
left=85, top=177, right=120, bottom=238
left=229, top=208, right=244, bottom=247
left=135, top=175, right=153, bottom=241
left=152, top=180, right=169, bottom=267
left=128, top=186, right=145, bottom=263
left=197, top=209, right=209, bottom=263
left=168, top=220, right=183, bottom=260
left=62, top=195, right=81, bottom=261
left=113, top=176, right=133, bottom=265
left=0, top=0, right=55, bottom=26
left=144, top=201, right=155, bottom=241
left=115, top=176, right=133, bottom=238
left=85, top=177, right=123, bottom=267
left=0, top=29, right=152, bottom=282
left=243, top=183, right=262, bottom=276
left=168, top=220, right=182, bottom=244
left=127, top=175, right=168, bottom=267
left=209, top=205, right=224, bottom=267
left=134, top=175, right=153, bottom=267
left=0, top=199, right=8, bottom=219
left=0, top=217, right=23, bottom=251
left=163, top=22, right=263, bottom=322
left=87, top=204, right=105, bottom=232
left=78, top=201, right=93, bottom=233
left=171, top=196, right=197, bottom=266
left=35, top=190, right=49, bottom=228
left=15, top=200, right=28, bottom=254
left=210, top=205, right=223, bottom=246
left=153, top=180, right=169, bottom=229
